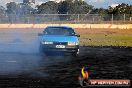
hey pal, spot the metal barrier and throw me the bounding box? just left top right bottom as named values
left=0, top=14, right=132, bottom=24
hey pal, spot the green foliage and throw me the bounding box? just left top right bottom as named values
left=5, top=0, right=132, bottom=16
left=6, top=2, right=19, bottom=14
left=0, top=6, right=6, bottom=16
left=6, top=2, right=34, bottom=15
left=91, top=8, right=108, bottom=15
left=36, top=0, right=93, bottom=14
left=108, top=3, right=130, bottom=14
left=68, top=0, right=93, bottom=14
left=36, top=1, right=58, bottom=14
left=0, top=6, right=7, bottom=22
left=91, top=3, right=132, bottom=15
left=107, top=3, right=132, bottom=20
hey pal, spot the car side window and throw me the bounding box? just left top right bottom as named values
left=43, top=28, right=50, bottom=35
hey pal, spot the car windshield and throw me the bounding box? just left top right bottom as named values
left=43, top=27, right=75, bottom=36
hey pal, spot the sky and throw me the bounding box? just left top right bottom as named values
left=0, top=0, right=132, bottom=8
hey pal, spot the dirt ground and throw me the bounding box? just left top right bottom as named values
left=75, top=28, right=132, bottom=46
left=0, top=28, right=132, bottom=46
left=75, top=28, right=132, bottom=34
left=0, top=46, right=131, bottom=87
left=0, top=28, right=131, bottom=87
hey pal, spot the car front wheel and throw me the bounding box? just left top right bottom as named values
left=72, top=49, right=79, bottom=57
left=39, top=44, right=43, bottom=53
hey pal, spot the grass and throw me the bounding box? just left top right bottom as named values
left=76, top=29, right=132, bottom=47
left=0, top=28, right=132, bottom=47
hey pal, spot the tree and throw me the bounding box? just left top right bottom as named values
left=6, top=2, right=19, bottom=14
left=58, top=0, right=93, bottom=14
left=58, top=0, right=70, bottom=14
left=107, top=3, right=131, bottom=14
left=36, top=0, right=93, bottom=14
left=107, top=3, right=132, bottom=20
left=6, top=2, right=19, bottom=23
left=6, top=2, right=35, bottom=15
left=6, top=2, right=35, bottom=23
left=0, top=6, right=7, bottom=23
left=0, top=6, right=6, bottom=16
left=36, top=1, right=58, bottom=14
left=19, top=3, right=35, bottom=15
left=91, top=8, right=107, bottom=15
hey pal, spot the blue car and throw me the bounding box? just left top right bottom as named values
left=39, top=26, right=80, bottom=56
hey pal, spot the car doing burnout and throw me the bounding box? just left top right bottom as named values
left=39, top=26, right=80, bottom=56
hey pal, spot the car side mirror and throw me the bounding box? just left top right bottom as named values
left=38, top=33, right=43, bottom=36
left=76, top=34, right=80, bottom=37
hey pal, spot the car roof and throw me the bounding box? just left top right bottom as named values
left=46, top=26, right=72, bottom=29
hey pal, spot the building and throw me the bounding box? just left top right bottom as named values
left=23, top=0, right=35, bottom=4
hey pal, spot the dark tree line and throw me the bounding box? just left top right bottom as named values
left=91, top=3, right=132, bottom=14
left=0, top=1, right=132, bottom=16
left=36, top=0, right=93, bottom=14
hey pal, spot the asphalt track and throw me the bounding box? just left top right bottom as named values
left=0, top=29, right=131, bottom=87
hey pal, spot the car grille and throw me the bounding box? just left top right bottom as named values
left=53, top=42, right=67, bottom=45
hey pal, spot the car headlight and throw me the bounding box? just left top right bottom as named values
left=68, top=42, right=79, bottom=46
left=42, top=41, right=53, bottom=44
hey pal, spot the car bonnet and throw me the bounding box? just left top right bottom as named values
left=41, top=35, right=79, bottom=42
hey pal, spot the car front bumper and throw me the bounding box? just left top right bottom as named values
left=40, top=44, right=79, bottom=53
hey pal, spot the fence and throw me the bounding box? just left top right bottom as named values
left=0, top=14, right=132, bottom=24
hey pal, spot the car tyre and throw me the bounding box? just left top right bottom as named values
left=72, top=49, right=79, bottom=57
left=39, top=44, right=43, bottom=53
left=39, top=44, right=47, bottom=56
